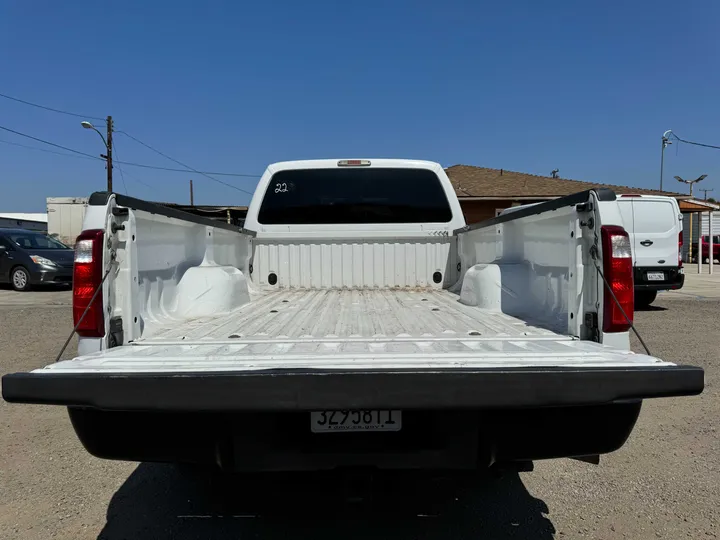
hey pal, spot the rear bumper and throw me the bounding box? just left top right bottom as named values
left=1, top=365, right=704, bottom=412
left=634, top=266, right=684, bottom=291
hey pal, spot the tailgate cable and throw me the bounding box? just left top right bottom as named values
left=54, top=254, right=117, bottom=363
left=590, top=244, right=652, bottom=356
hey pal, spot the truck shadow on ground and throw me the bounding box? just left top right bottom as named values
left=97, top=463, right=555, bottom=540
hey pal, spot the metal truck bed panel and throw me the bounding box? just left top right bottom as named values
left=24, top=290, right=673, bottom=374
left=141, top=289, right=561, bottom=342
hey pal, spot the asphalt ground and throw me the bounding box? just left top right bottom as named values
left=0, top=289, right=716, bottom=539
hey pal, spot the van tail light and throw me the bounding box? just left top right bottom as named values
left=678, top=230, right=683, bottom=267
left=73, top=229, right=105, bottom=337
left=601, top=225, right=634, bottom=333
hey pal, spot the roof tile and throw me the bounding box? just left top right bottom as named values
left=445, top=165, right=685, bottom=198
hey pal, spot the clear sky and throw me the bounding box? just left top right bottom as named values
left=1, top=0, right=719, bottom=211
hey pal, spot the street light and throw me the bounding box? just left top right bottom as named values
left=660, top=129, right=673, bottom=191
left=81, top=121, right=108, bottom=147
left=675, top=174, right=707, bottom=197
left=81, top=116, right=113, bottom=192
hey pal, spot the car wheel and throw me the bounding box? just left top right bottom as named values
left=635, top=290, right=657, bottom=309
left=11, top=266, right=31, bottom=292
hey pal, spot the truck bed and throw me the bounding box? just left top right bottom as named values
left=145, top=288, right=560, bottom=342
left=33, top=289, right=673, bottom=374
left=2, top=187, right=704, bottom=417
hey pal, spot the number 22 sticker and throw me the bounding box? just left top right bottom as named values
left=274, top=182, right=288, bottom=193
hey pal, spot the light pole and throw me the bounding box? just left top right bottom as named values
left=676, top=174, right=708, bottom=269
left=81, top=116, right=113, bottom=192
left=675, top=174, right=707, bottom=197
left=660, top=130, right=673, bottom=191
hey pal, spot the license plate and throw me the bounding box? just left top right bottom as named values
left=647, top=271, right=665, bottom=281
left=310, top=410, right=402, bottom=433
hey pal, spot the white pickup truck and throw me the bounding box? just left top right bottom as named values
left=2, top=159, right=703, bottom=472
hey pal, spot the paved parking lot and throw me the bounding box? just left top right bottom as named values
left=0, top=286, right=71, bottom=306
left=661, top=267, right=720, bottom=299
left=0, top=292, right=718, bottom=539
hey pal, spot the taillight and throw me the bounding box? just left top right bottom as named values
left=73, top=229, right=105, bottom=337
left=678, top=230, right=683, bottom=267
left=601, top=225, right=634, bottom=333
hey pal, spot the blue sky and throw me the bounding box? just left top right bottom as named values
left=1, top=0, right=719, bottom=211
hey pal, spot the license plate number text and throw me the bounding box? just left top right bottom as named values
left=311, top=410, right=402, bottom=433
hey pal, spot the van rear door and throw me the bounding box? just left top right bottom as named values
left=630, top=197, right=680, bottom=269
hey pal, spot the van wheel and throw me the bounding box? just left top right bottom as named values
left=635, top=291, right=657, bottom=309
left=11, top=266, right=31, bottom=292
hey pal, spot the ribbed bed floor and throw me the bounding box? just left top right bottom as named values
left=140, top=289, right=561, bottom=343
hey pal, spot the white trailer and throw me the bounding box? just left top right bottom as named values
left=46, top=197, right=88, bottom=246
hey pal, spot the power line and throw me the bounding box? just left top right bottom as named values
left=0, top=91, right=105, bottom=121
left=120, top=168, right=154, bottom=190
left=0, top=138, right=101, bottom=161
left=117, top=130, right=256, bottom=195
left=112, top=159, right=259, bottom=178
left=671, top=133, right=720, bottom=151
left=111, top=138, right=129, bottom=195
left=0, top=91, right=261, bottom=182
left=0, top=123, right=261, bottom=186
left=0, top=124, right=100, bottom=159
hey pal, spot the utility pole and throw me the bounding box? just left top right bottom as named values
left=190, top=179, right=194, bottom=205
left=105, top=116, right=113, bottom=192
left=700, top=188, right=714, bottom=200
left=660, top=130, right=673, bottom=191
left=675, top=174, right=707, bottom=197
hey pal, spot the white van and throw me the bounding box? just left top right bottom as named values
left=616, top=194, right=684, bottom=307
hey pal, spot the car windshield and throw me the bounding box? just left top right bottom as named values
left=8, top=232, right=69, bottom=250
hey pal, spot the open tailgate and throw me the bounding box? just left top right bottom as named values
left=2, top=339, right=704, bottom=411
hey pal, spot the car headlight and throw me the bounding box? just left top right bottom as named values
left=30, top=255, right=57, bottom=267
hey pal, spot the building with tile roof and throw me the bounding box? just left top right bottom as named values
left=445, top=165, right=690, bottom=224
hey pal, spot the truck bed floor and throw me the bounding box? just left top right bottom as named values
left=30, top=290, right=671, bottom=374
left=144, top=289, right=560, bottom=343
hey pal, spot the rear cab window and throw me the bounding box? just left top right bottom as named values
left=258, top=168, right=453, bottom=224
